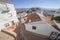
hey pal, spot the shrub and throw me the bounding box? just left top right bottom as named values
left=51, top=16, right=60, bottom=23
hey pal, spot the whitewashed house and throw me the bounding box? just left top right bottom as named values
left=17, top=12, right=28, bottom=18
left=0, top=0, right=19, bottom=31
left=25, top=20, right=59, bottom=37
left=25, top=12, right=60, bottom=37
left=54, top=9, right=60, bottom=17
left=20, top=12, right=28, bottom=23
left=17, top=11, right=28, bottom=23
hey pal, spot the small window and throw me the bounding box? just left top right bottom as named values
left=32, top=26, right=36, bottom=30
left=11, top=21, right=15, bottom=25
left=24, top=19, right=26, bottom=20
left=4, top=23, right=9, bottom=27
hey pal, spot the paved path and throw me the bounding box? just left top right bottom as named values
left=15, top=23, right=28, bottom=40
left=15, top=23, right=48, bottom=40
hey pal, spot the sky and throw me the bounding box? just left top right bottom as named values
left=8, top=0, right=60, bottom=9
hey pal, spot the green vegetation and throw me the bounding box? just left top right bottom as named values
left=26, top=8, right=40, bottom=13
left=51, top=15, right=54, bottom=20
left=51, top=15, right=60, bottom=23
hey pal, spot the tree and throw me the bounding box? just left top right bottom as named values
left=26, top=8, right=40, bottom=13
left=30, top=8, right=36, bottom=11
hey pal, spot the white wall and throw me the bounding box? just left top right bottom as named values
left=0, top=2, right=18, bottom=22
left=21, top=17, right=27, bottom=23
left=21, top=18, right=26, bottom=23
left=0, top=2, right=19, bottom=30
left=6, top=3, right=19, bottom=23
left=25, top=21, right=59, bottom=36
left=54, top=13, right=60, bottom=17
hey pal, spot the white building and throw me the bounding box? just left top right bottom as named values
left=0, top=1, right=19, bottom=31
left=25, top=12, right=60, bottom=37
left=17, top=12, right=28, bottom=18
left=25, top=21, right=58, bottom=37
left=54, top=10, right=60, bottom=17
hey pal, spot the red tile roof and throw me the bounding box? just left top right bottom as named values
left=23, top=13, right=41, bottom=23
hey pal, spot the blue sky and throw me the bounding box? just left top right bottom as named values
left=8, top=0, right=60, bottom=9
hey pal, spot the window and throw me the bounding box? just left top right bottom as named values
left=11, top=21, right=15, bottom=25
left=4, top=23, right=9, bottom=27
left=0, top=2, right=9, bottom=13
left=24, top=19, right=26, bottom=20
left=9, top=13, right=12, bottom=17
left=32, top=26, right=36, bottom=30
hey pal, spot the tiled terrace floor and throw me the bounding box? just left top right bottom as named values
left=0, top=32, right=15, bottom=40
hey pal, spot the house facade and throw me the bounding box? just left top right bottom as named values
left=25, top=12, right=60, bottom=37
left=0, top=1, right=19, bottom=31
left=25, top=20, right=59, bottom=37
left=54, top=10, right=60, bottom=17
left=17, top=12, right=28, bottom=18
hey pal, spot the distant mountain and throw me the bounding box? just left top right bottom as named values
left=16, top=7, right=58, bottom=14
left=16, top=8, right=29, bottom=13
